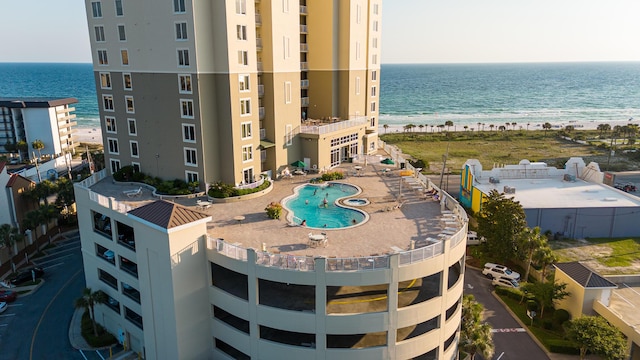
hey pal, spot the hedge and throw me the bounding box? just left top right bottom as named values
left=546, top=339, right=580, bottom=355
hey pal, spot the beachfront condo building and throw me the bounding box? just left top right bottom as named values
left=0, top=97, right=79, bottom=160
left=84, top=0, right=381, bottom=188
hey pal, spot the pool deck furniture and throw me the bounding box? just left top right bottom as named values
left=233, top=215, right=246, bottom=223
left=123, top=187, right=142, bottom=198
left=308, top=233, right=327, bottom=248
left=196, top=200, right=212, bottom=210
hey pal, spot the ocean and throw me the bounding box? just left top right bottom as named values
left=1, top=62, right=640, bottom=130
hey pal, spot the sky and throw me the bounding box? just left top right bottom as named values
left=2, top=0, right=640, bottom=64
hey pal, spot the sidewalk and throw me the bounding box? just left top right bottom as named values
left=68, top=308, right=138, bottom=359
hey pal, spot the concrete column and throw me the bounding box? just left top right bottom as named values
left=246, top=249, right=260, bottom=358
left=387, top=254, right=400, bottom=358
left=315, top=257, right=327, bottom=358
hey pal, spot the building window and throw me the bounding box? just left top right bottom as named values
left=370, top=116, right=376, bottom=128
left=184, top=148, right=197, bottom=166
left=282, top=0, right=289, bottom=12
left=238, top=74, right=250, bottom=91
left=128, top=118, right=137, bottom=135
left=235, top=0, right=246, bottom=15
left=123, top=73, right=132, bottom=90
left=240, top=99, right=251, bottom=116
left=181, top=99, right=194, bottom=118
left=236, top=25, right=247, bottom=40
left=105, top=116, right=117, bottom=133
left=108, top=138, right=119, bottom=154
left=356, top=4, right=361, bottom=23
left=130, top=141, right=139, bottom=157
left=237, top=50, right=248, bottom=65
left=242, top=145, right=252, bottom=162
left=117, top=25, right=126, bottom=41
left=283, top=36, right=290, bottom=59
left=94, top=26, right=105, bottom=42
left=372, top=54, right=377, bottom=65
left=125, top=96, right=135, bottom=113
left=179, top=74, right=192, bottom=93
left=285, top=124, right=292, bottom=146
left=372, top=37, right=378, bottom=49
left=373, top=3, right=379, bottom=15
left=115, top=0, right=123, bottom=16
left=370, top=141, right=375, bottom=150
left=241, top=122, right=252, bottom=139
left=371, top=102, right=376, bottom=112
left=373, top=20, right=379, bottom=32
left=372, top=70, right=377, bottom=81
left=121, top=49, right=129, bottom=65
left=178, top=49, right=190, bottom=67
left=91, top=1, right=102, bottom=18
left=371, top=86, right=376, bottom=97
left=175, top=22, right=188, bottom=40
left=100, top=72, right=111, bottom=89
left=355, top=77, right=360, bottom=95
left=110, top=159, right=121, bottom=173
left=243, top=168, right=254, bottom=184
left=103, top=95, right=114, bottom=111
left=132, top=162, right=140, bottom=172
left=356, top=41, right=360, bottom=60
left=173, top=0, right=186, bottom=13
left=186, top=171, right=198, bottom=184
left=284, top=82, right=291, bottom=103
left=98, top=50, right=108, bottom=65
left=183, top=124, right=196, bottom=142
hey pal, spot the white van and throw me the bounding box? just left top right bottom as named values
left=492, top=277, right=520, bottom=288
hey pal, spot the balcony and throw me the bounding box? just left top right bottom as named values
left=258, top=84, right=264, bottom=97
left=300, top=79, right=309, bottom=89
left=257, top=62, right=263, bottom=72
left=256, top=37, right=262, bottom=50
left=300, top=5, right=307, bottom=14
left=56, top=107, right=76, bottom=114
left=300, top=43, right=308, bottom=52
left=255, top=14, right=262, bottom=25
left=261, top=149, right=267, bottom=162
left=300, top=24, right=308, bottom=33
left=300, top=62, right=308, bottom=71
left=301, top=97, right=310, bottom=107
left=260, top=128, right=266, bottom=140
left=259, top=107, right=265, bottom=120
left=300, top=116, right=369, bottom=135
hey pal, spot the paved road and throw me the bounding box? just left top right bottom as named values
left=0, top=232, right=113, bottom=360
left=464, top=267, right=549, bottom=360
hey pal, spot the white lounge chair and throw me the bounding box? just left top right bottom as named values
left=123, top=187, right=142, bottom=198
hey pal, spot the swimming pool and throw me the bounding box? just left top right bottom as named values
left=283, top=182, right=368, bottom=229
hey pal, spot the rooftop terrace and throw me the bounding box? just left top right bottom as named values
left=82, top=162, right=465, bottom=259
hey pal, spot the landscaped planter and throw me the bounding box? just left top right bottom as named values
left=209, top=181, right=274, bottom=203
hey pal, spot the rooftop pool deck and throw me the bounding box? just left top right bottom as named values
left=87, top=163, right=463, bottom=258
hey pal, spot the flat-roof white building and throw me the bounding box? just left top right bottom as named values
left=460, top=158, right=640, bottom=238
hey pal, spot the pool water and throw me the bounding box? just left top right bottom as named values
left=283, top=183, right=367, bottom=229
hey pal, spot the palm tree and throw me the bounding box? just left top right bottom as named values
left=463, top=125, right=469, bottom=131
left=498, top=125, right=506, bottom=131
left=418, top=124, right=424, bottom=132
left=518, top=227, right=545, bottom=282
left=445, top=120, right=453, bottom=131
left=533, top=245, right=558, bottom=283
left=505, top=122, right=511, bottom=130
left=597, top=123, right=611, bottom=136
left=75, top=287, right=107, bottom=337
left=542, top=122, right=552, bottom=136
left=16, top=140, right=28, bottom=160
left=489, top=124, right=495, bottom=131
left=527, top=122, right=530, bottom=131
left=460, top=295, right=495, bottom=360
left=0, top=224, right=20, bottom=256
left=512, top=122, right=517, bottom=130
left=429, top=124, right=434, bottom=133
left=383, top=124, right=389, bottom=134
left=32, top=139, right=45, bottom=159
left=477, top=122, right=482, bottom=131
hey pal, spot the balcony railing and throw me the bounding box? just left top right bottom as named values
left=300, top=116, right=369, bottom=135
left=234, top=176, right=265, bottom=190
left=300, top=79, right=309, bottom=88
left=300, top=5, right=307, bottom=14
left=257, top=62, right=263, bottom=72
left=300, top=24, right=307, bottom=33
left=260, top=128, right=266, bottom=140
left=300, top=43, right=308, bottom=52
left=261, top=149, right=266, bottom=162
left=259, top=107, right=265, bottom=120
left=300, top=62, right=308, bottom=70
left=301, top=97, right=309, bottom=107
left=256, top=38, right=262, bottom=50
left=258, top=84, right=264, bottom=96
left=257, top=252, right=316, bottom=271
left=255, top=14, right=262, bottom=25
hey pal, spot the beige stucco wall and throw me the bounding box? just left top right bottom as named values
left=554, top=270, right=586, bottom=319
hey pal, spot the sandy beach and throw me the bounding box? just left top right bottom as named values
left=74, top=118, right=636, bottom=146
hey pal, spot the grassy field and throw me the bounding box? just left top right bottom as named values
left=381, top=129, right=639, bottom=174
left=551, top=237, right=640, bottom=274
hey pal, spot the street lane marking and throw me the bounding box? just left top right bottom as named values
left=36, top=253, right=76, bottom=264
left=43, top=263, right=65, bottom=270
left=79, top=349, right=88, bottom=360
left=496, top=352, right=505, bottom=360
left=96, top=349, right=106, bottom=360
left=0, top=324, right=8, bottom=327
left=491, top=328, right=525, bottom=333
left=0, top=313, right=16, bottom=317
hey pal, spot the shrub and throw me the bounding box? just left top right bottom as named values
left=542, top=319, right=554, bottom=330
left=546, top=339, right=580, bottom=355
left=321, top=171, right=344, bottom=181
left=553, top=309, right=571, bottom=325
left=526, top=299, right=539, bottom=312
left=265, top=202, right=282, bottom=219
left=81, top=310, right=117, bottom=347
left=495, top=286, right=523, bottom=301
left=208, top=180, right=270, bottom=198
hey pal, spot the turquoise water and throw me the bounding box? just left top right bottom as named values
left=283, top=183, right=366, bottom=229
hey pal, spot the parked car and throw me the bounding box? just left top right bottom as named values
left=492, top=277, right=520, bottom=288
left=614, top=182, right=637, bottom=193
left=8, top=158, right=20, bottom=165
left=0, top=302, right=7, bottom=314
left=0, top=289, right=17, bottom=302
left=9, top=267, right=45, bottom=286
left=482, top=263, right=520, bottom=281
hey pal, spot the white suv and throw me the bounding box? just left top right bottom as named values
left=492, top=277, right=520, bottom=288
left=482, top=263, right=520, bottom=281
